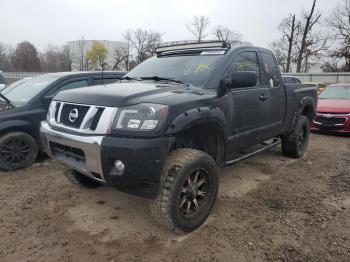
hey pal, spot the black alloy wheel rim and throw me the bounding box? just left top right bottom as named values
left=0, top=138, right=31, bottom=164
left=178, top=168, right=210, bottom=219
left=298, top=125, right=308, bottom=150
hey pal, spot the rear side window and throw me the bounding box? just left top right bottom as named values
left=51, top=79, right=89, bottom=97
left=294, top=78, right=301, bottom=84
left=59, top=79, right=89, bottom=92
left=283, top=77, right=292, bottom=84
left=226, top=51, right=260, bottom=87
left=261, top=52, right=281, bottom=88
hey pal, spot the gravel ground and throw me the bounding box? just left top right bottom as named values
left=0, top=133, right=349, bottom=262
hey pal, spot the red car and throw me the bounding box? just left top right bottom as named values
left=311, top=83, right=350, bottom=135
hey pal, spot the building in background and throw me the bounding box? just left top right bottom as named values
left=68, top=40, right=128, bottom=71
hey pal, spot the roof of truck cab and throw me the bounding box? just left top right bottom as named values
left=231, top=45, right=273, bottom=53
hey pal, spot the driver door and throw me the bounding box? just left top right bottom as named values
left=226, top=51, right=269, bottom=149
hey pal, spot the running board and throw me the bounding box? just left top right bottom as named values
left=221, top=138, right=281, bottom=168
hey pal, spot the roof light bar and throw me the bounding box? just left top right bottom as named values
left=155, top=41, right=229, bottom=54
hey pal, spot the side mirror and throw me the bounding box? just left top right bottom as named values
left=226, top=71, right=257, bottom=89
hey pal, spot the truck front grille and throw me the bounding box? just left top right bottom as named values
left=60, top=104, right=90, bottom=128
left=48, top=101, right=117, bottom=134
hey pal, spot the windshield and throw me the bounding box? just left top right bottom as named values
left=1, top=75, right=59, bottom=106
left=126, top=54, right=224, bottom=88
left=318, top=86, right=350, bottom=99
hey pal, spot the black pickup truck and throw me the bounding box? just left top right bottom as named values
left=40, top=42, right=317, bottom=233
left=0, top=71, right=124, bottom=171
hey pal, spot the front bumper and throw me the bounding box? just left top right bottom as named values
left=40, top=121, right=174, bottom=198
left=310, top=113, right=350, bottom=135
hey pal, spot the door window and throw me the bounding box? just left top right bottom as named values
left=51, top=79, right=89, bottom=97
left=261, top=52, right=281, bottom=88
left=226, top=52, right=260, bottom=87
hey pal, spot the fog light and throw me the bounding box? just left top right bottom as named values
left=114, top=160, right=125, bottom=174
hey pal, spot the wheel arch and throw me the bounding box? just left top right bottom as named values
left=0, top=120, right=40, bottom=147
left=166, top=107, right=228, bottom=165
left=298, top=96, right=316, bottom=122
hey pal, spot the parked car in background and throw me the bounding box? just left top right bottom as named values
left=311, top=83, right=350, bottom=135
left=303, top=82, right=327, bottom=94
left=0, top=71, right=125, bottom=171
left=1, top=77, right=32, bottom=92
left=282, top=76, right=302, bottom=84
left=0, top=72, right=7, bottom=90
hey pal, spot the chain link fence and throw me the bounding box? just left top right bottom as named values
left=2, top=72, right=43, bottom=80
left=284, top=73, right=350, bottom=84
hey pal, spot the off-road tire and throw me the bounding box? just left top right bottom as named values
left=64, top=169, right=103, bottom=188
left=151, top=148, right=219, bottom=233
left=0, top=132, right=38, bottom=171
left=281, top=115, right=310, bottom=158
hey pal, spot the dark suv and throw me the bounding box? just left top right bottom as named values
left=0, top=71, right=124, bottom=171
left=41, top=42, right=317, bottom=233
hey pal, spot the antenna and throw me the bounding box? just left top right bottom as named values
left=101, top=62, right=105, bottom=85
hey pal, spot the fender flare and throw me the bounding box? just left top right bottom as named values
left=298, top=95, right=315, bottom=114
left=165, top=106, right=228, bottom=139
left=298, top=95, right=316, bottom=122
left=0, top=120, right=38, bottom=140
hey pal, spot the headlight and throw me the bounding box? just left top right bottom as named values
left=113, top=103, right=168, bottom=131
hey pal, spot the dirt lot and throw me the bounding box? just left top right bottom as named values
left=0, top=133, right=349, bottom=262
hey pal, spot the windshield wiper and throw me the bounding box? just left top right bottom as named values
left=120, top=76, right=142, bottom=81
left=0, top=93, right=14, bottom=108
left=140, top=76, right=190, bottom=86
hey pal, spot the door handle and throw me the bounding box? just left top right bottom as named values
left=259, top=94, right=268, bottom=101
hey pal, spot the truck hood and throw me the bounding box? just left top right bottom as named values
left=54, top=82, right=204, bottom=107
left=317, top=98, right=350, bottom=113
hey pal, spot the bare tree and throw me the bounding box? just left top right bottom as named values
left=298, top=31, right=330, bottom=72
left=0, top=43, right=8, bottom=71
left=122, top=31, right=133, bottom=70
left=326, top=0, right=350, bottom=71
left=127, top=29, right=162, bottom=64
left=322, top=51, right=343, bottom=72
left=146, top=31, right=162, bottom=56
left=296, top=0, right=321, bottom=72
left=278, top=14, right=300, bottom=72
left=270, top=39, right=289, bottom=72
left=213, top=25, right=242, bottom=45
left=40, top=44, right=71, bottom=72
left=59, top=44, right=72, bottom=71
left=186, top=16, right=210, bottom=42
left=12, top=41, right=41, bottom=72
left=110, top=43, right=129, bottom=71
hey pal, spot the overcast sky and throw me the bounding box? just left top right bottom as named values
left=1, top=0, right=338, bottom=51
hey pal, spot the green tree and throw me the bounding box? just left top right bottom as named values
left=86, top=41, right=108, bottom=70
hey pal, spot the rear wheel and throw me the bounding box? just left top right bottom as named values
left=281, top=115, right=310, bottom=158
left=0, top=132, right=38, bottom=171
left=64, top=169, right=103, bottom=188
left=151, top=148, right=219, bottom=233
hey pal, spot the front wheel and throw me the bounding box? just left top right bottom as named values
left=151, top=149, right=219, bottom=233
left=281, top=115, right=310, bottom=158
left=0, top=132, right=38, bottom=171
